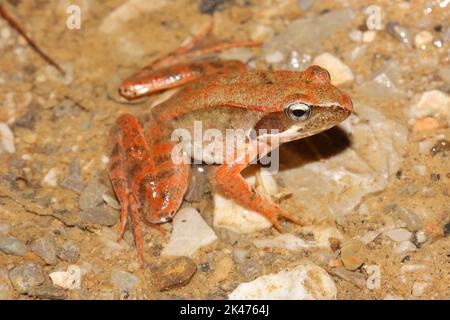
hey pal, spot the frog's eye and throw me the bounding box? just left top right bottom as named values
left=284, top=102, right=311, bottom=121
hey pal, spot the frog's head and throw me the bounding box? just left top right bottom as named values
left=255, top=65, right=353, bottom=144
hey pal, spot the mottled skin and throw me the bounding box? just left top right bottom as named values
left=109, top=25, right=353, bottom=266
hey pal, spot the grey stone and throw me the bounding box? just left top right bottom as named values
left=60, top=158, right=85, bottom=193
left=0, top=236, right=29, bottom=256
left=395, top=208, right=423, bottom=231
left=27, top=285, right=67, bottom=300
left=236, top=260, right=262, bottom=280
left=79, top=179, right=108, bottom=210
left=8, top=263, right=45, bottom=294
left=31, top=236, right=57, bottom=265
left=111, top=269, right=139, bottom=293
left=56, top=241, right=80, bottom=263
left=79, top=206, right=118, bottom=226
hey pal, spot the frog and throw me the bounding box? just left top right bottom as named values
left=109, top=22, right=353, bottom=266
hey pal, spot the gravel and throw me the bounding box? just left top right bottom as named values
left=8, top=263, right=45, bottom=294
left=0, top=236, right=29, bottom=256
left=31, top=236, right=57, bottom=265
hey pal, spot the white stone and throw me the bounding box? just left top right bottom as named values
left=349, top=29, right=363, bottom=42
left=161, top=208, right=217, bottom=257
left=312, top=53, right=354, bottom=85
left=411, top=281, right=428, bottom=297
left=408, top=90, right=450, bottom=123
left=229, top=264, right=336, bottom=300
left=414, top=31, right=433, bottom=48
left=414, top=165, right=427, bottom=176
left=0, top=122, right=15, bottom=154
left=362, top=31, right=377, bottom=43
left=265, top=51, right=284, bottom=64
left=49, top=265, right=81, bottom=290
left=384, top=228, right=412, bottom=242
left=42, top=168, right=59, bottom=187
left=365, top=265, right=381, bottom=290
left=394, top=241, right=416, bottom=255
left=213, top=192, right=272, bottom=234
left=415, top=231, right=427, bottom=243
left=253, top=234, right=315, bottom=251
left=359, top=230, right=382, bottom=245
left=400, top=265, right=427, bottom=284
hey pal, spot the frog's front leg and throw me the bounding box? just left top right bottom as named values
left=215, top=141, right=308, bottom=232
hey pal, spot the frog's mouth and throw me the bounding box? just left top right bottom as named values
left=255, top=104, right=351, bottom=146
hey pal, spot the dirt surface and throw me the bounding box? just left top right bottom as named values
left=0, top=0, right=448, bottom=300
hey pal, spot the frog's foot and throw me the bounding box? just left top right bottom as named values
left=215, top=142, right=308, bottom=233
left=119, top=20, right=260, bottom=100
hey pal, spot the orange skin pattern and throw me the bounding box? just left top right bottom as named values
left=109, top=23, right=353, bottom=267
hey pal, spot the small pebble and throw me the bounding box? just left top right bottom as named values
left=395, top=207, right=423, bottom=231
left=414, top=31, right=433, bottom=49
left=49, top=265, right=81, bottom=290
left=236, top=259, right=262, bottom=280
left=0, top=236, right=29, bottom=256
left=198, top=0, right=225, bottom=14
left=79, top=179, right=109, bottom=210
left=42, top=168, right=59, bottom=187
left=414, top=117, right=441, bottom=131
left=265, top=51, right=284, bottom=64
left=79, top=206, right=118, bottom=227
left=444, top=222, right=450, bottom=237
left=60, top=159, right=85, bottom=193
left=394, top=241, right=416, bottom=255
left=415, top=231, right=427, bottom=243
left=27, top=285, right=68, bottom=300
left=184, top=165, right=208, bottom=202
left=331, top=267, right=366, bottom=288
left=110, top=269, right=139, bottom=293
left=340, top=239, right=366, bottom=270
left=0, top=122, right=16, bottom=154
left=411, top=281, right=428, bottom=297
left=8, top=262, right=45, bottom=294
left=362, top=30, right=376, bottom=43
left=430, top=139, right=450, bottom=157
left=31, top=236, right=57, bottom=265
left=408, top=90, right=450, bottom=123
left=387, top=21, right=413, bottom=46
left=57, top=241, right=80, bottom=263
left=154, top=257, right=197, bottom=291
left=312, top=53, right=354, bottom=85
left=384, top=228, right=412, bottom=242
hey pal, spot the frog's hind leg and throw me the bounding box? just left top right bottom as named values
left=119, top=20, right=260, bottom=100
left=109, top=114, right=151, bottom=266
left=215, top=141, right=310, bottom=233
left=109, top=114, right=189, bottom=267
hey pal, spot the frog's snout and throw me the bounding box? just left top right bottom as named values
left=342, top=94, right=353, bottom=113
